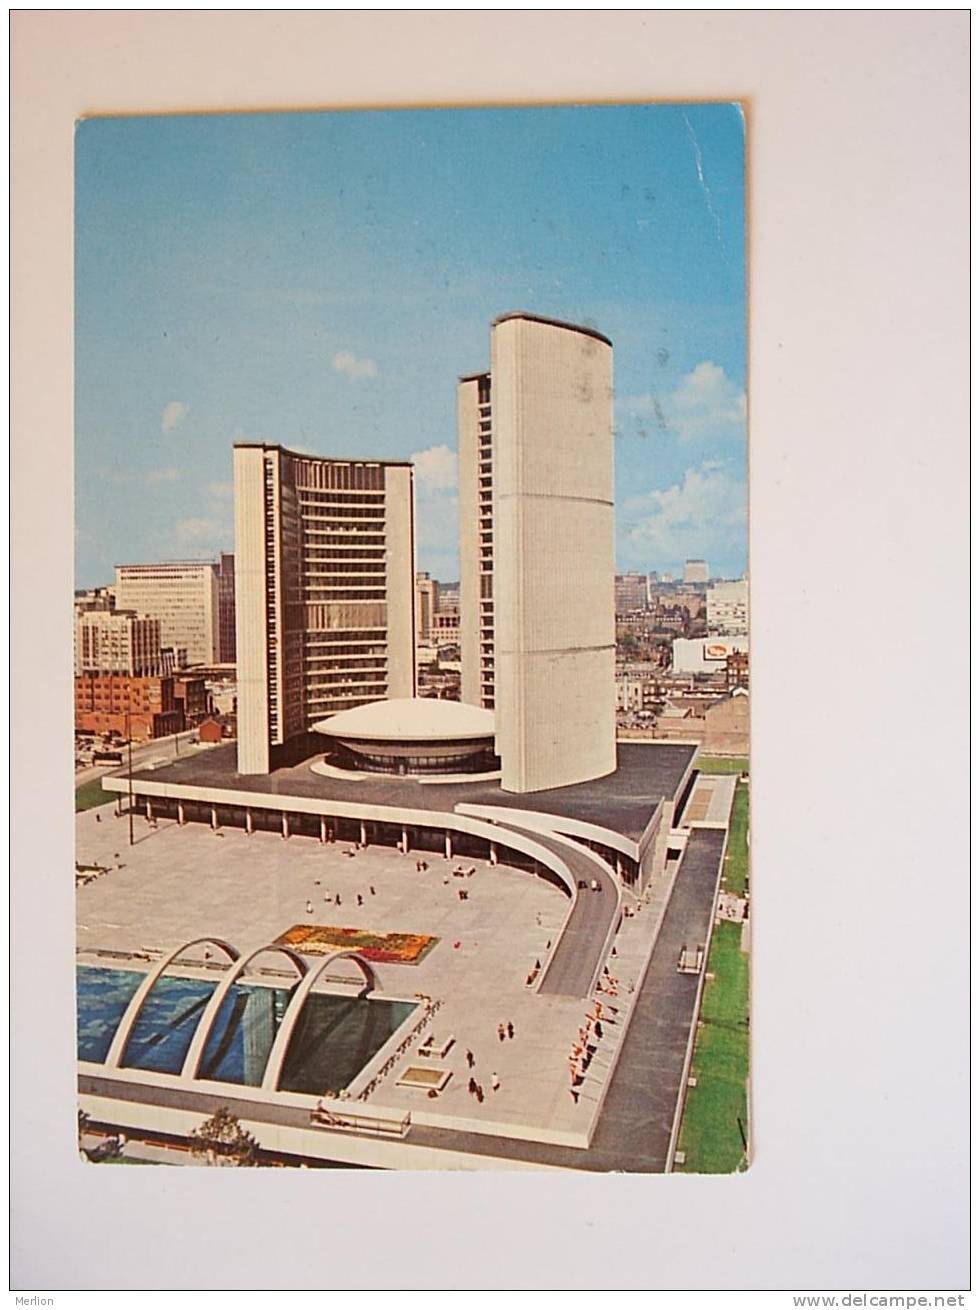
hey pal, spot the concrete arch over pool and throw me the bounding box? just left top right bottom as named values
left=103, top=937, right=239, bottom=1071
left=180, top=943, right=309, bottom=1082
left=260, top=949, right=379, bottom=1093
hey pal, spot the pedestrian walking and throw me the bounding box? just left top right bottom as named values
left=506, top=1021, right=514, bottom=1040
left=491, top=1072, right=501, bottom=1092
left=357, top=894, right=363, bottom=907
left=497, top=1024, right=505, bottom=1042
left=468, top=1077, right=477, bottom=1096
left=466, top=1049, right=475, bottom=1068
left=305, top=900, right=313, bottom=915
left=475, top=1085, right=484, bottom=1104
left=370, top=885, right=376, bottom=896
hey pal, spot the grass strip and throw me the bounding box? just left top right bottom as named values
left=75, top=777, right=114, bottom=812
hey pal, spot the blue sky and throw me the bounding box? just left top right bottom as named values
left=75, top=104, right=746, bottom=586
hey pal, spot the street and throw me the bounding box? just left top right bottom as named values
left=74, top=731, right=212, bottom=790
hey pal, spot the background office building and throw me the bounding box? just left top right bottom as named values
left=234, top=444, right=416, bottom=774
left=217, top=552, right=237, bottom=664
left=459, top=312, right=616, bottom=794
left=683, top=559, right=710, bottom=585
left=74, top=609, right=162, bottom=677
left=415, top=571, right=439, bottom=644
left=706, top=578, right=749, bottom=636
left=615, top=571, right=650, bottom=615
left=114, top=561, right=220, bottom=668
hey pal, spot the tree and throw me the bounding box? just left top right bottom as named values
left=188, top=1106, right=261, bottom=1167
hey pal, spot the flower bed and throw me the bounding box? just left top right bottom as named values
left=275, top=924, right=439, bottom=965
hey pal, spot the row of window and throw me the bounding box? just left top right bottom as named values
left=290, top=460, right=386, bottom=492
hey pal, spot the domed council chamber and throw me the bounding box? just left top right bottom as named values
left=312, top=698, right=499, bottom=777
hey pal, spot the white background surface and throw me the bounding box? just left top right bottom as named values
left=9, top=11, right=969, bottom=1292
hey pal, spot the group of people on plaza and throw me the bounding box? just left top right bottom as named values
left=304, top=878, right=378, bottom=916
left=463, top=1032, right=507, bottom=1104
left=568, top=996, right=618, bottom=1103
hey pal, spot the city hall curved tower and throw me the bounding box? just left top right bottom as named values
left=234, top=443, right=416, bottom=774
left=459, top=312, right=616, bottom=793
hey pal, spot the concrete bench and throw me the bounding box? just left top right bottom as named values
left=417, top=1034, right=455, bottom=1059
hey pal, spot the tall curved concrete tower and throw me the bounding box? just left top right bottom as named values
left=459, top=312, right=616, bottom=793
left=234, top=444, right=416, bottom=775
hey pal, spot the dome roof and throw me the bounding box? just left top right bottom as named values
left=312, top=698, right=495, bottom=743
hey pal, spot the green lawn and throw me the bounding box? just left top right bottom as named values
left=676, top=776, right=751, bottom=1174
left=697, top=755, right=749, bottom=775
left=75, top=777, right=114, bottom=812
left=676, top=921, right=750, bottom=1173
left=721, top=783, right=749, bottom=896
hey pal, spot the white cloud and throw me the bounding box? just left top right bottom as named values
left=410, top=444, right=459, bottom=577
left=174, top=516, right=230, bottom=549
left=623, top=460, right=747, bottom=566
left=161, top=400, right=190, bottom=433
left=145, top=467, right=182, bottom=485
left=619, top=360, right=746, bottom=442
left=206, top=481, right=234, bottom=499
left=411, top=443, right=458, bottom=492
left=672, top=361, right=746, bottom=434
left=332, top=350, right=378, bottom=380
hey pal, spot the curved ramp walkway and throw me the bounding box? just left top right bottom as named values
left=512, top=829, right=619, bottom=999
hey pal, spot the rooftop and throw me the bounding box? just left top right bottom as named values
left=492, top=310, right=612, bottom=348
left=232, top=442, right=413, bottom=467
left=313, top=698, right=494, bottom=743
left=123, top=740, right=697, bottom=844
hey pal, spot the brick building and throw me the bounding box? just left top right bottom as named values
left=74, top=674, right=183, bottom=741
left=172, top=676, right=210, bottom=724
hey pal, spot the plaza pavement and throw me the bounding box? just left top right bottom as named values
left=78, top=825, right=730, bottom=1170
left=76, top=805, right=654, bottom=1145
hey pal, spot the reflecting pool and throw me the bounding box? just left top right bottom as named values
left=197, top=983, right=293, bottom=1087
left=76, top=965, right=143, bottom=1064
left=278, top=993, right=416, bottom=1095
left=121, top=974, right=218, bottom=1074
left=77, top=964, right=417, bottom=1096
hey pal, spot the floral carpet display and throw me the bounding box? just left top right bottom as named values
left=275, top=925, right=439, bottom=965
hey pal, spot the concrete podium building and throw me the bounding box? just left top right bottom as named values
left=234, top=444, right=416, bottom=774
left=459, top=312, right=616, bottom=794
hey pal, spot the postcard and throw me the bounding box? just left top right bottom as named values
left=72, top=103, right=749, bottom=1175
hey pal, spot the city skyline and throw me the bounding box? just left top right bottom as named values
left=75, top=104, right=746, bottom=588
